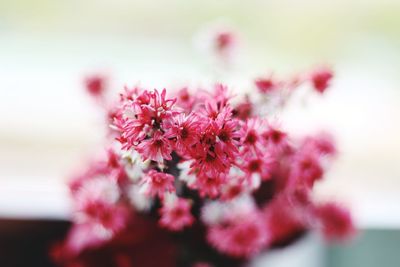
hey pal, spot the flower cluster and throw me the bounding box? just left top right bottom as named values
left=53, top=31, right=353, bottom=267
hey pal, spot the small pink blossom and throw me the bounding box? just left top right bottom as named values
left=214, top=30, right=235, bottom=57
left=176, top=87, right=196, bottom=112
left=233, top=97, right=253, bottom=120
left=84, top=74, right=107, bottom=98
left=193, top=173, right=226, bottom=198
left=290, top=148, right=324, bottom=188
left=302, top=132, right=337, bottom=156
left=169, top=113, right=200, bottom=156
left=263, top=196, right=308, bottom=245
left=254, top=76, right=279, bottom=94
left=262, top=124, right=288, bottom=153
left=116, top=89, right=178, bottom=152
left=240, top=153, right=273, bottom=181
left=159, top=198, right=194, bottom=231
left=239, top=118, right=266, bottom=156
left=136, top=130, right=173, bottom=162
left=207, top=212, right=268, bottom=258
left=142, top=170, right=175, bottom=198
left=220, top=176, right=246, bottom=200
left=310, top=66, right=333, bottom=93
left=315, top=202, right=355, bottom=241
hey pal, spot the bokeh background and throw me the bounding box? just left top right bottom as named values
left=0, top=0, right=399, bottom=266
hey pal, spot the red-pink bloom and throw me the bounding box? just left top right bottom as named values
left=240, top=153, right=273, bottom=181
left=214, top=30, right=235, bottom=54
left=302, top=132, right=337, bottom=156
left=117, top=88, right=178, bottom=151
left=193, top=173, right=227, bottom=198
left=189, top=118, right=235, bottom=178
left=119, top=85, right=141, bottom=102
left=105, top=149, right=130, bottom=186
left=315, top=202, right=355, bottom=241
left=169, top=113, right=200, bottom=156
left=233, top=97, right=253, bottom=120
left=159, top=198, right=194, bottom=231
left=73, top=177, right=130, bottom=233
left=207, top=212, right=268, bottom=258
left=239, top=118, right=266, bottom=156
left=136, top=130, right=174, bottom=162
left=310, top=67, right=333, bottom=93
left=142, top=170, right=175, bottom=198
left=220, top=176, right=246, bottom=200
left=85, top=74, right=107, bottom=98
left=211, top=84, right=232, bottom=108
left=262, top=124, right=288, bottom=153
left=80, top=202, right=130, bottom=236
left=263, top=196, right=308, bottom=245
left=255, top=76, right=279, bottom=94
left=176, top=87, right=196, bottom=112
left=290, top=148, right=324, bottom=188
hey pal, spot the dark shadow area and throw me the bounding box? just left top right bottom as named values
left=0, top=219, right=70, bottom=267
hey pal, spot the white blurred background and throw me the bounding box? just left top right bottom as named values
left=0, top=0, right=399, bottom=229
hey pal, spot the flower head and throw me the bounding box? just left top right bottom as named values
left=159, top=197, right=194, bottom=231
left=207, top=211, right=268, bottom=258
left=84, top=74, right=107, bottom=98
left=141, top=170, right=175, bottom=198
left=310, top=66, right=334, bottom=94
left=315, top=202, right=355, bottom=241
left=255, top=76, right=280, bottom=94
left=136, top=130, right=173, bottom=162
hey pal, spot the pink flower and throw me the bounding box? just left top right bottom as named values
left=80, top=202, right=130, bottom=236
left=214, top=30, right=235, bottom=55
left=136, top=130, right=173, bottom=162
left=176, top=87, right=196, bottom=112
left=142, top=170, right=175, bottom=198
left=220, top=176, right=246, bottom=200
left=159, top=198, right=194, bottom=231
left=169, top=113, right=200, bottom=156
left=84, top=74, right=107, bottom=98
left=262, top=124, right=288, bottom=153
left=263, top=196, right=308, bottom=245
left=254, top=76, right=279, bottom=94
left=189, top=120, right=234, bottom=178
left=315, top=202, right=355, bottom=241
left=207, top=212, right=268, bottom=258
left=211, top=84, right=232, bottom=108
left=290, top=149, right=324, bottom=188
left=239, top=118, right=266, bottom=156
left=193, top=173, right=226, bottom=198
left=302, top=132, right=337, bottom=156
left=72, top=177, right=131, bottom=245
left=215, top=117, right=239, bottom=155
left=240, top=153, right=273, bottom=181
left=310, top=66, right=333, bottom=93
left=116, top=88, right=178, bottom=151
left=233, top=97, right=253, bottom=120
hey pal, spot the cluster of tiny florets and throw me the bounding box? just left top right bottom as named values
left=53, top=30, right=352, bottom=267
